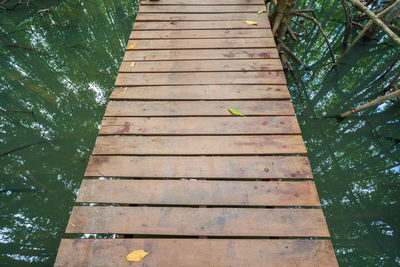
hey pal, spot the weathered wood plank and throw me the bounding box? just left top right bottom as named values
left=84, top=156, right=313, bottom=179
left=130, top=29, right=273, bottom=39
left=135, top=13, right=269, bottom=22
left=119, top=59, right=282, bottom=72
left=105, top=101, right=294, bottom=116
left=77, top=180, right=320, bottom=206
left=55, top=239, right=338, bottom=267
left=141, top=0, right=265, bottom=5
left=66, top=206, right=329, bottom=237
left=99, top=116, right=301, bottom=135
left=123, top=48, right=279, bottom=61
left=92, top=135, right=307, bottom=155
left=126, top=39, right=275, bottom=50
left=138, top=5, right=266, bottom=13
left=133, top=21, right=269, bottom=30
left=115, top=72, right=286, bottom=86
left=110, top=85, right=290, bottom=100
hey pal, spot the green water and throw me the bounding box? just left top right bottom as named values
left=0, top=0, right=399, bottom=266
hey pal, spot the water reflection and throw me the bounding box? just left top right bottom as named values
left=0, top=0, right=136, bottom=265
left=288, top=0, right=400, bottom=265
left=0, top=0, right=399, bottom=265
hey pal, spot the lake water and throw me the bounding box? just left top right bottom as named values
left=1, top=0, right=399, bottom=265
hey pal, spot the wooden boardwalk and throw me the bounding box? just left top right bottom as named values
left=55, top=0, right=338, bottom=266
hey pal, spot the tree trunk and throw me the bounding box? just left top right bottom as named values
left=365, top=1, right=400, bottom=39
left=269, top=0, right=296, bottom=46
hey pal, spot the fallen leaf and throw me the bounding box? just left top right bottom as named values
left=228, top=109, right=245, bottom=116
left=127, top=44, right=136, bottom=50
left=243, top=20, right=258, bottom=25
left=130, top=62, right=136, bottom=68
left=257, top=9, right=264, bottom=14
left=125, top=249, right=150, bottom=262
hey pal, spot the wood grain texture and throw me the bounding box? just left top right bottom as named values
left=141, top=0, right=265, bottom=5
left=130, top=29, right=273, bottom=39
left=92, top=135, right=307, bottom=155
left=77, top=180, right=320, bottom=206
left=110, top=85, right=290, bottom=100
left=115, top=72, right=286, bottom=86
left=66, top=206, right=329, bottom=237
left=84, top=156, right=313, bottom=179
left=133, top=21, right=269, bottom=30
left=126, top=38, right=275, bottom=50
left=99, top=116, right=301, bottom=135
left=105, top=101, right=294, bottom=116
left=119, top=59, right=283, bottom=72
left=135, top=13, right=270, bottom=22
left=138, top=5, right=266, bottom=13
left=123, top=48, right=279, bottom=61
left=55, top=239, right=338, bottom=267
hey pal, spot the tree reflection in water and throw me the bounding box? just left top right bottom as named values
left=0, top=0, right=399, bottom=265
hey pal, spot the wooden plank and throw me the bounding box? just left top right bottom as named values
left=99, top=116, right=301, bottom=135
left=105, top=101, right=294, bottom=116
left=119, top=59, right=282, bottom=72
left=92, top=135, right=307, bottom=155
left=138, top=5, right=265, bottom=13
left=123, top=48, right=279, bottom=61
left=66, top=206, right=329, bottom=237
left=55, top=239, right=338, bottom=267
left=77, top=180, right=320, bottom=206
left=110, top=85, right=290, bottom=100
left=130, top=29, right=273, bottom=39
left=115, top=72, right=286, bottom=86
left=141, top=0, right=265, bottom=5
left=126, top=39, right=275, bottom=50
left=133, top=21, right=269, bottom=30
left=84, top=156, right=313, bottom=179
left=135, top=13, right=270, bottom=22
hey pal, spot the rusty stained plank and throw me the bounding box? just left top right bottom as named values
left=110, top=85, right=290, bottom=100
left=130, top=29, right=273, bottom=39
left=126, top=38, right=275, bottom=50
left=135, top=13, right=271, bottom=22
left=133, top=21, right=269, bottom=30
left=77, top=179, right=320, bottom=206
left=55, top=239, right=338, bottom=267
left=115, top=72, right=286, bottom=86
left=119, top=59, right=283, bottom=72
left=123, top=48, right=279, bottom=61
left=85, top=156, right=313, bottom=179
left=138, top=5, right=266, bottom=13
left=66, top=206, right=329, bottom=237
left=92, top=135, right=307, bottom=155
left=141, top=0, right=265, bottom=5
left=105, top=100, right=294, bottom=116
left=99, top=116, right=301, bottom=135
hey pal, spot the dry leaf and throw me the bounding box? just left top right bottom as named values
left=228, top=109, right=245, bottom=116
left=257, top=9, right=264, bottom=14
left=127, top=44, right=136, bottom=50
left=125, top=249, right=150, bottom=262
left=243, top=20, right=258, bottom=25
left=130, top=62, right=136, bottom=68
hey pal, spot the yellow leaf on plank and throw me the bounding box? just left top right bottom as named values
left=130, top=62, right=136, bottom=68
left=228, top=109, right=245, bottom=116
left=127, top=44, right=136, bottom=50
left=125, top=249, right=150, bottom=262
left=257, top=9, right=264, bottom=14
left=243, top=20, right=258, bottom=25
